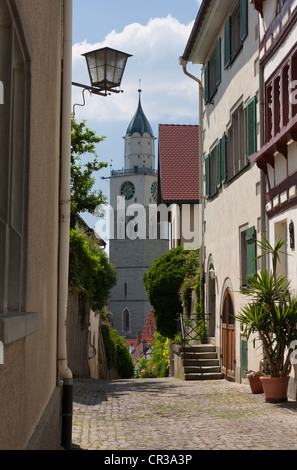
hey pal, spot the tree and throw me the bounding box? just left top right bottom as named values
left=71, top=116, right=108, bottom=227
left=69, top=117, right=117, bottom=316
left=143, top=247, right=199, bottom=339
left=68, top=228, right=117, bottom=316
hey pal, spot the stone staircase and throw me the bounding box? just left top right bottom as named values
left=174, top=343, right=223, bottom=381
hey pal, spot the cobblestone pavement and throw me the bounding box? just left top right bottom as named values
left=72, top=377, right=297, bottom=451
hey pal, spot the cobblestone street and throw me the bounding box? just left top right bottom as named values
left=72, top=377, right=297, bottom=452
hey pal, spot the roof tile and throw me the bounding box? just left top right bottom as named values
left=158, top=124, right=199, bottom=202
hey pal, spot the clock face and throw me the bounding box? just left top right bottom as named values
left=120, top=181, right=135, bottom=200
left=151, top=182, right=157, bottom=201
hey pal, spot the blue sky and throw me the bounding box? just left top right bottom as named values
left=72, top=0, right=202, bottom=237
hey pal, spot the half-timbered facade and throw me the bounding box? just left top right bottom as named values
left=250, top=0, right=297, bottom=397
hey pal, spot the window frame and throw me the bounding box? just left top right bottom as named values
left=204, top=38, right=221, bottom=104
left=224, top=0, right=248, bottom=69
left=0, top=0, right=38, bottom=345
left=240, top=225, right=257, bottom=289
left=226, top=102, right=249, bottom=182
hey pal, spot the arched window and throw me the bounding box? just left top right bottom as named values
left=123, top=309, right=130, bottom=331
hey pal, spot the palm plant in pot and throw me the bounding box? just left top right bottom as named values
left=236, top=236, right=297, bottom=403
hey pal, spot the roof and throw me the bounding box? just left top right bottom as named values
left=125, top=310, right=156, bottom=363
left=125, top=91, right=154, bottom=138
left=158, top=124, right=199, bottom=203
left=181, top=0, right=211, bottom=62
left=75, top=213, right=106, bottom=247
left=181, top=0, right=233, bottom=64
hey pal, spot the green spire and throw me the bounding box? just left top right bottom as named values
left=126, top=89, right=154, bottom=138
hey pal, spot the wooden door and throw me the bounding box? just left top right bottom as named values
left=222, top=289, right=235, bottom=379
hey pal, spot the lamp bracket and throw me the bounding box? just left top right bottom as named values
left=72, top=82, right=124, bottom=115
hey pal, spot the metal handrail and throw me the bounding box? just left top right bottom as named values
left=178, top=312, right=210, bottom=346
left=111, top=167, right=158, bottom=177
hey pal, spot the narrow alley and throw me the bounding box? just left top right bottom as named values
left=72, top=377, right=297, bottom=452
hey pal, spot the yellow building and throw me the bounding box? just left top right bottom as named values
left=0, top=0, right=73, bottom=449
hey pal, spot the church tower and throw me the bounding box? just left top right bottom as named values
left=108, top=90, right=168, bottom=340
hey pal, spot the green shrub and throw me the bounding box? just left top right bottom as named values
left=69, top=228, right=117, bottom=320
left=143, top=247, right=198, bottom=339
left=101, top=324, right=134, bottom=379
left=137, top=333, right=170, bottom=378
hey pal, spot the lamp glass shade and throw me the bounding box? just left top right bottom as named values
left=83, top=47, right=132, bottom=90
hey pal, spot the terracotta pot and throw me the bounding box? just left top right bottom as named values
left=260, top=376, right=289, bottom=403
left=248, top=376, right=264, bottom=394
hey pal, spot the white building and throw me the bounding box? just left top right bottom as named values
left=181, top=0, right=262, bottom=382
left=108, top=91, right=168, bottom=340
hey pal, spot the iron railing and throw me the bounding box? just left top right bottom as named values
left=111, top=167, right=158, bottom=177
left=178, top=312, right=210, bottom=346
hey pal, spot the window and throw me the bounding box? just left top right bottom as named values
left=204, top=38, right=221, bottom=104
left=274, top=220, right=288, bottom=277
left=205, top=147, right=217, bottom=199
left=0, top=1, right=38, bottom=345
left=226, top=103, right=248, bottom=180
left=265, top=47, right=297, bottom=143
left=224, top=0, right=248, bottom=69
left=205, top=97, right=256, bottom=196
left=205, top=133, right=226, bottom=199
left=241, top=226, right=257, bottom=287
left=0, top=0, right=30, bottom=314
left=216, top=133, right=227, bottom=189
left=246, top=96, right=257, bottom=158
left=123, top=309, right=130, bottom=331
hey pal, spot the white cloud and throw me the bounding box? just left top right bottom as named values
left=72, top=15, right=200, bottom=125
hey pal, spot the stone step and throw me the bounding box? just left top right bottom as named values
left=181, top=352, right=218, bottom=360
left=185, top=372, right=224, bottom=381
left=182, top=344, right=216, bottom=353
left=184, top=365, right=222, bottom=374
left=179, top=343, right=223, bottom=381
left=183, top=358, right=220, bottom=367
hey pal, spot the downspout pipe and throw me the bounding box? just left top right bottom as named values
left=58, top=0, right=73, bottom=450
left=259, top=62, right=267, bottom=271
left=179, top=57, right=205, bottom=299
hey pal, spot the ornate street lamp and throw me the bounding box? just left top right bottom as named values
left=72, top=46, right=132, bottom=112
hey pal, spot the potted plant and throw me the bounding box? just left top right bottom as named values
left=246, top=370, right=265, bottom=394
left=236, top=236, right=297, bottom=403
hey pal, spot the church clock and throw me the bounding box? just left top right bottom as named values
left=120, top=181, right=135, bottom=200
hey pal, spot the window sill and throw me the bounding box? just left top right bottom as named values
left=0, top=312, right=39, bottom=345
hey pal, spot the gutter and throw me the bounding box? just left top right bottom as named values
left=58, top=0, right=73, bottom=450
left=179, top=57, right=205, bottom=300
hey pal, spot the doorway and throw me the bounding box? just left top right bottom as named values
left=222, top=288, right=235, bottom=379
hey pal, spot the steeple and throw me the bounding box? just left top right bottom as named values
left=125, top=88, right=154, bottom=138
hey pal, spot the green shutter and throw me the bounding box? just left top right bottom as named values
left=246, top=226, right=257, bottom=278
left=216, top=141, right=221, bottom=189
left=204, top=61, right=209, bottom=104
left=241, top=340, right=248, bottom=378
left=216, top=38, right=221, bottom=87
left=240, top=0, right=248, bottom=42
left=220, top=133, right=227, bottom=185
left=224, top=16, right=231, bottom=69
left=205, top=154, right=210, bottom=199
left=247, top=96, right=257, bottom=158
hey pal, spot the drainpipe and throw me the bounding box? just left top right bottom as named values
left=179, top=57, right=205, bottom=301
left=259, top=62, right=267, bottom=271
left=58, top=0, right=73, bottom=450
